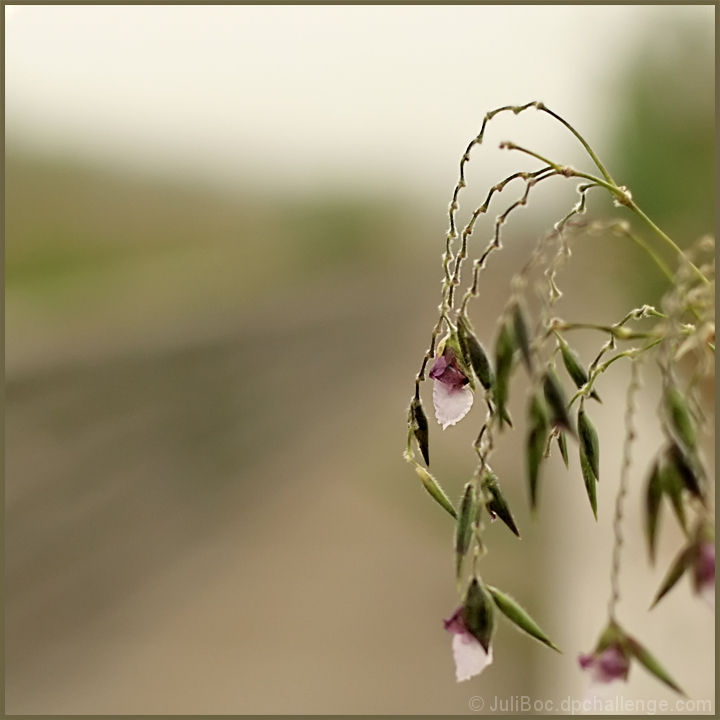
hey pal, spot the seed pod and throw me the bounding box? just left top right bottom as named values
left=578, top=407, right=599, bottom=481
left=410, top=397, right=430, bottom=466
left=463, top=577, right=495, bottom=652
left=512, top=303, right=533, bottom=373
left=414, top=467, right=457, bottom=519
left=665, top=386, right=697, bottom=451
left=667, top=441, right=702, bottom=500
left=660, top=457, right=687, bottom=533
left=480, top=470, right=520, bottom=538
left=486, top=585, right=561, bottom=652
left=455, top=482, right=478, bottom=580
left=559, top=338, right=601, bottom=402
left=556, top=431, right=570, bottom=469
left=526, top=394, right=549, bottom=512
left=624, top=635, right=685, bottom=695
left=650, top=545, right=694, bottom=609
left=494, top=320, right=516, bottom=429
left=543, top=366, right=575, bottom=436
left=645, top=459, right=664, bottom=562
left=457, top=315, right=495, bottom=391
left=578, top=407, right=599, bottom=520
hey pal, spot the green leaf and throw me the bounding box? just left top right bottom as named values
left=579, top=445, right=598, bottom=520
left=543, top=366, right=575, bottom=436
left=463, top=578, right=495, bottom=652
left=526, top=395, right=549, bottom=512
left=457, top=315, right=495, bottom=391
left=559, top=337, right=601, bottom=403
left=512, top=303, right=533, bottom=373
left=486, top=585, right=561, bottom=652
left=410, top=397, right=429, bottom=466
left=556, top=431, right=570, bottom=469
left=494, top=321, right=516, bottom=430
left=624, top=635, right=686, bottom=695
left=660, top=458, right=688, bottom=534
left=650, top=545, right=694, bottom=609
left=455, top=482, right=478, bottom=580
left=414, top=467, right=457, bottom=519
left=481, top=470, right=520, bottom=538
left=667, top=441, right=703, bottom=500
left=665, top=385, right=697, bottom=451
left=645, top=459, right=664, bottom=562
left=578, top=407, right=599, bottom=481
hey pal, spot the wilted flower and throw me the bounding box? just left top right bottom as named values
left=693, top=541, right=715, bottom=609
left=430, top=347, right=473, bottom=429
left=443, top=606, right=493, bottom=682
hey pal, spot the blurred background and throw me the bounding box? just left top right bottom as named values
left=5, top=5, right=714, bottom=714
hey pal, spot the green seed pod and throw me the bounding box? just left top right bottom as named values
left=455, top=482, right=478, bottom=580
left=410, top=397, right=430, bottom=466
left=512, top=303, right=533, bottom=373
left=543, top=366, right=575, bottom=436
left=660, top=457, right=687, bottom=534
left=624, top=635, right=685, bottom=695
left=645, top=459, right=664, bottom=562
left=457, top=316, right=495, bottom=391
left=559, top=338, right=601, bottom=402
left=526, top=395, right=549, bottom=511
left=578, top=407, right=599, bottom=481
left=556, top=431, right=570, bottom=469
left=665, top=386, right=697, bottom=451
left=667, top=441, right=702, bottom=500
left=486, top=585, right=561, bottom=652
left=650, top=545, right=694, bottom=609
left=494, top=320, right=516, bottom=429
left=414, top=467, right=457, bottom=519
left=463, top=577, right=495, bottom=653
left=480, top=470, right=520, bottom=538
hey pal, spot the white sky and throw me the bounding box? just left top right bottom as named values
left=5, top=5, right=714, bottom=197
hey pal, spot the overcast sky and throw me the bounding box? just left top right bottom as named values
left=5, top=5, right=714, bottom=197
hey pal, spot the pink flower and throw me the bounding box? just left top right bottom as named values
left=443, top=607, right=493, bottom=682
left=430, top=348, right=473, bottom=429
left=694, top=541, right=715, bottom=609
left=579, top=644, right=630, bottom=702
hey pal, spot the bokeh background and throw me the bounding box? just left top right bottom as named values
left=5, top=5, right=714, bottom=715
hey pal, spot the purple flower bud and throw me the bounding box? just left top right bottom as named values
left=694, top=541, right=715, bottom=609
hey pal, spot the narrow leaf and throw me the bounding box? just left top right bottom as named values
left=650, top=545, right=694, bottom=609
left=557, top=431, right=569, bottom=469
left=487, top=585, right=561, bottom=652
left=494, top=321, right=515, bottom=429
left=559, top=338, right=601, bottom=402
left=543, top=367, right=575, bottom=436
left=579, top=446, right=598, bottom=520
left=660, top=459, right=688, bottom=534
left=481, top=470, right=520, bottom=538
left=645, top=459, right=664, bottom=562
left=512, top=303, right=533, bottom=373
left=624, top=636, right=686, bottom=695
left=526, top=395, right=549, bottom=512
left=410, top=397, right=430, bottom=466
left=455, top=482, right=478, bottom=580
left=578, top=407, right=600, bottom=481
left=667, top=441, right=703, bottom=500
left=665, top=386, right=697, bottom=451
left=457, top=316, right=495, bottom=391
left=415, top=467, right=457, bottom=519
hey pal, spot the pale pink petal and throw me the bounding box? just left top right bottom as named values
left=700, top=581, right=715, bottom=609
left=451, top=632, right=493, bottom=682
left=582, top=677, right=624, bottom=710
left=433, top=380, right=473, bottom=429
